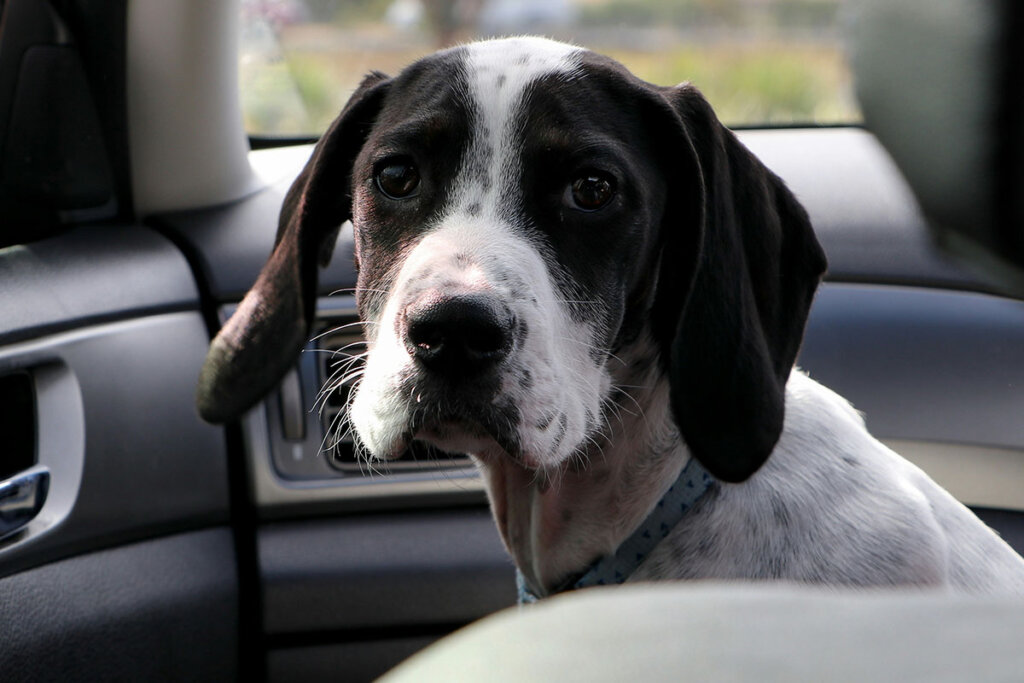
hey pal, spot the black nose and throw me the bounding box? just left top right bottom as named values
left=403, top=295, right=516, bottom=375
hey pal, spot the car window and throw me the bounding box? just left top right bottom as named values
left=240, top=0, right=860, bottom=139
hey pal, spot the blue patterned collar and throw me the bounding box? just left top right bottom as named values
left=517, top=457, right=714, bottom=604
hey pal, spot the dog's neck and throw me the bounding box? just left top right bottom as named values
left=476, top=336, right=690, bottom=595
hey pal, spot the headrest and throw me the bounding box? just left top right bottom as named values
left=849, top=0, right=1024, bottom=287
left=0, top=0, right=116, bottom=247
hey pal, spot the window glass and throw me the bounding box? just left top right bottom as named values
left=240, top=0, right=859, bottom=138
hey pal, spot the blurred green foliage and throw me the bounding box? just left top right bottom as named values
left=613, top=43, right=855, bottom=124
left=240, top=0, right=857, bottom=136
left=303, top=0, right=392, bottom=23
left=581, top=0, right=838, bottom=28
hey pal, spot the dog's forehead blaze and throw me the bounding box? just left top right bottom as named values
left=449, top=39, right=584, bottom=215
left=462, top=37, right=584, bottom=120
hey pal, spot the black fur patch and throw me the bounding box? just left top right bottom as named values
left=350, top=47, right=475, bottom=322
left=511, top=66, right=674, bottom=363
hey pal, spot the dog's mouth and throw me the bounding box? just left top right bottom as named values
left=414, top=418, right=510, bottom=457
left=402, top=400, right=530, bottom=467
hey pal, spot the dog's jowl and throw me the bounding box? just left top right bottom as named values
left=198, top=37, right=1024, bottom=599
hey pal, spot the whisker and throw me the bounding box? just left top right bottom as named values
left=612, top=386, right=647, bottom=422
left=314, top=370, right=366, bottom=415
left=319, top=351, right=367, bottom=385
left=328, top=286, right=392, bottom=297
left=309, top=320, right=377, bottom=343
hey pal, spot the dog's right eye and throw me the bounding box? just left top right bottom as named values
left=375, top=161, right=420, bottom=199
left=567, top=172, right=616, bottom=212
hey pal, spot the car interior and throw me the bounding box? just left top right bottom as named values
left=1, top=0, right=1022, bottom=681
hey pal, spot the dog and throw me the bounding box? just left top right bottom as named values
left=197, top=37, right=1024, bottom=598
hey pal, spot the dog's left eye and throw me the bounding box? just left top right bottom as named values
left=375, top=161, right=420, bottom=199
left=568, top=173, right=616, bottom=211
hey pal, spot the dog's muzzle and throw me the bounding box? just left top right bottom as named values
left=350, top=218, right=609, bottom=471
left=401, top=293, right=518, bottom=378
left=382, top=290, right=526, bottom=461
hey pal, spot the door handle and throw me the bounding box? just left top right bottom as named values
left=0, top=465, right=50, bottom=540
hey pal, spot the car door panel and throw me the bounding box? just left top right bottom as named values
left=260, top=510, right=514, bottom=635
left=0, top=225, right=239, bottom=681
left=1, top=528, right=237, bottom=682
left=259, top=510, right=515, bottom=681
left=1, top=225, right=197, bottom=343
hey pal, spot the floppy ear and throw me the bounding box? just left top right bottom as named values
left=654, top=84, right=827, bottom=482
left=196, top=72, right=391, bottom=424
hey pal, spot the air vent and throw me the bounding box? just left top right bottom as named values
left=314, top=315, right=472, bottom=474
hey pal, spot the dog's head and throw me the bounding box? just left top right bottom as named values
left=197, top=37, right=826, bottom=483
